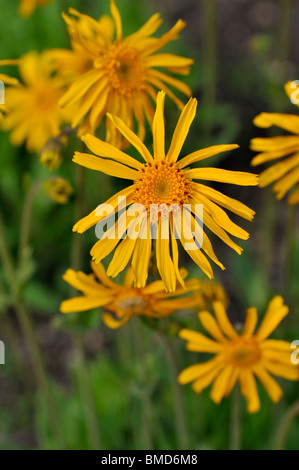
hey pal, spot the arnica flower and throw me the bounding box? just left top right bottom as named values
left=251, top=82, right=299, bottom=205
left=73, top=91, right=258, bottom=292
left=44, top=177, right=73, bottom=204
left=58, top=0, right=193, bottom=145
left=60, top=263, right=200, bottom=329
left=18, top=0, right=52, bottom=18
left=178, top=296, right=299, bottom=413
left=0, top=52, right=69, bottom=153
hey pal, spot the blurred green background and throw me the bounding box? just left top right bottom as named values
left=0, top=0, right=298, bottom=450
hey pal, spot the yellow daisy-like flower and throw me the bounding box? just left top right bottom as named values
left=18, top=0, right=52, bottom=18
left=178, top=296, right=299, bottom=414
left=0, top=52, right=69, bottom=153
left=60, top=263, right=200, bottom=329
left=58, top=0, right=193, bottom=144
left=73, top=91, right=258, bottom=292
left=251, top=81, right=299, bottom=205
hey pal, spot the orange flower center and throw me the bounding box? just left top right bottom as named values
left=116, top=294, right=148, bottom=314
left=227, top=339, right=261, bottom=367
left=104, top=42, right=145, bottom=96
left=133, top=161, right=192, bottom=213
left=32, top=82, right=58, bottom=113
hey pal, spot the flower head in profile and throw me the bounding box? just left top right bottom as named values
left=0, top=52, right=69, bottom=153
left=18, top=0, right=52, bottom=17
left=251, top=81, right=299, bottom=205
left=44, top=177, right=73, bottom=204
left=178, top=296, right=299, bottom=413
left=60, top=263, right=200, bottom=329
left=58, top=0, right=193, bottom=145
left=73, top=91, right=258, bottom=292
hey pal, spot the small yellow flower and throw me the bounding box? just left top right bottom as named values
left=44, top=177, right=73, bottom=204
left=178, top=296, right=299, bottom=413
left=60, top=263, right=200, bottom=329
left=0, top=52, right=69, bottom=153
left=58, top=0, right=193, bottom=145
left=39, top=138, right=64, bottom=171
left=251, top=81, right=299, bottom=205
left=73, top=91, right=258, bottom=292
left=18, top=0, right=52, bottom=18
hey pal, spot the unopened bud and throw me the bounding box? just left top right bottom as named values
left=40, top=139, right=63, bottom=171
left=44, top=177, right=73, bottom=204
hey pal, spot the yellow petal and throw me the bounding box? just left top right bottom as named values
left=166, top=97, right=197, bottom=162
left=179, top=144, right=239, bottom=169
left=256, top=296, right=289, bottom=341
left=73, top=152, right=139, bottom=180
left=152, top=90, right=165, bottom=161
left=213, top=301, right=239, bottom=339
left=107, top=113, right=153, bottom=162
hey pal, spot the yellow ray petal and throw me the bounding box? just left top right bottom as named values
left=166, top=97, right=197, bottom=162
left=152, top=90, right=165, bottom=161
left=179, top=144, right=239, bottom=169
left=185, top=168, right=259, bottom=186
left=256, top=296, right=289, bottom=341
left=213, top=301, right=239, bottom=339
left=73, top=152, right=139, bottom=180
left=107, top=113, right=153, bottom=162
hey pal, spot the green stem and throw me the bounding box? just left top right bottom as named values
left=0, top=210, right=65, bottom=448
left=15, top=302, right=65, bottom=448
left=70, top=163, right=101, bottom=450
left=73, top=332, right=101, bottom=450
left=18, top=183, right=40, bottom=268
left=134, top=318, right=152, bottom=450
left=202, top=0, right=217, bottom=142
left=229, top=385, right=242, bottom=450
left=284, top=204, right=295, bottom=296
left=158, top=332, right=188, bottom=450
left=275, top=400, right=299, bottom=449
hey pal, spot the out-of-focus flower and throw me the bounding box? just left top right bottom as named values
left=44, top=177, right=73, bottom=204
left=0, top=52, right=70, bottom=153
left=60, top=262, right=200, bottom=329
left=18, top=0, right=52, bottom=18
left=178, top=296, right=299, bottom=414
left=57, top=0, right=193, bottom=145
left=196, top=280, right=229, bottom=310
left=39, top=138, right=64, bottom=171
left=73, top=91, right=258, bottom=292
left=251, top=82, right=299, bottom=205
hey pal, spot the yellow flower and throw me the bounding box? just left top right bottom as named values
left=251, top=82, right=299, bottom=205
left=18, top=0, right=52, bottom=17
left=44, top=177, right=73, bottom=204
left=73, top=91, right=258, bottom=292
left=58, top=0, right=193, bottom=145
left=178, top=296, right=299, bottom=414
left=60, top=263, right=200, bottom=329
left=0, top=52, right=69, bottom=153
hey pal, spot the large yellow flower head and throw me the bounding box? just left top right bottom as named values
left=251, top=81, right=299, bottom=205
left=58, top=0, right=193, bottom=145
left=178, top=296, right=299, bottom=414
left=73, top=91, right=258, bottom=292
left=0, top=52, right=70, bottom=153
left=18, top=0, right=52, bottom=18
left=60, top=262, right=200, bottom=329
